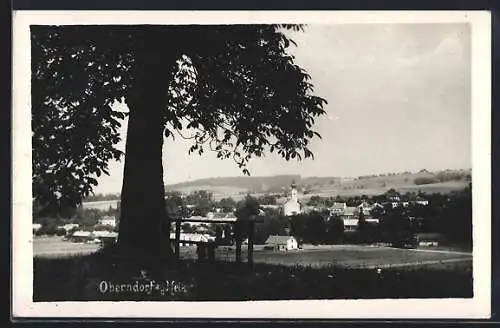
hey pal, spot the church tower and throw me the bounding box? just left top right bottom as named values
left=283, top=180, right=301, bottom=217
left=290, top=181, right=298, bottom=202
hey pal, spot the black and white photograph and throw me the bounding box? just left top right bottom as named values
left=12, top=11, right=491, bottom=319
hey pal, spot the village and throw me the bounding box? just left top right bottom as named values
left=33, top=179, right=465, bottom=261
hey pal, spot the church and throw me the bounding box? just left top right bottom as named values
left=283, top=182, right=301, bottom=216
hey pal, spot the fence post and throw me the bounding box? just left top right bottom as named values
left=235, top=221, right=242, bottom=263
left=248, top=220, right=254, bottom=267
left=175, top=218, right=181, bottom=259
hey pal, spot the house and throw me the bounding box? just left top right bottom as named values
left=92, top=230, right=118, bottom=239
left=98, top=216, right=116, bottom=227
left=283, top=182, right=301, bottom=216
left=330, top=202, right=347, bottom=215
left=33, top=223, right=42, bottom=233
left=70, top=230, right=93, bottom=242
left=169, top=232, right=215, bottom=246
left=414, top=233, right=444, bottom=247
left=357, top=201, right=373, bottom=215
left=92, top=230, right=118, bottom=245
left=265, top=235, right=298, bottom=251
left=184, top=216, right=206, bottom=227
left=414, top=196, right=429, bottom=206
left=56, top=223, right=79, bottom=235
left=260, top=204, right=281, bottom=211
left=386, top=189, right=401, bottom=202
left=342, top=206, right=358, bottom=219
left=343, top=218, right=359, bottom=232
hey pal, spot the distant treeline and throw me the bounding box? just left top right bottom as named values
left=414, top=171, right=471, bottom=185
left=85, top=193, right=120, bottom=202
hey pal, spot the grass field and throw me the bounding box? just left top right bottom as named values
left=34, top=237, right=471, bottom=270
left=34, top=236, right=101, bottom=258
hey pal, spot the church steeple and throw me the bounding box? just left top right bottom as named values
left=283, top=180, right=301, bottom=217
left=290, top=181, right=298, bottom=202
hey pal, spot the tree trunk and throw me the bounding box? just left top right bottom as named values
left=117, top=45, right=177, bottom=261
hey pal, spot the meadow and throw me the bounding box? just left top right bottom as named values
left=34, top=237, right=472, bottom=270
left=33, top=237, right=473, bottom=301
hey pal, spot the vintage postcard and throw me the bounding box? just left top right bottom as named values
left=12, top=10, right=491, bottom=319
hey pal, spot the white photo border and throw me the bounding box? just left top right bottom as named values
left=12, top=10, right=491, bottom=319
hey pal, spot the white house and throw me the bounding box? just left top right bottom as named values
left=283, top=182, right=301, bottom=216
left=265, top=235, right=298, bottom=251
left=343, top=218, right=359, bottom=232
left=98, top=216, right=116, bottom=227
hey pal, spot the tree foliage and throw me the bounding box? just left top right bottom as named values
left=234, top=194, right=261, bottom=221
left=32, top=25, right=326, bottom=216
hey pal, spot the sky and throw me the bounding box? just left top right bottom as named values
left=94, top=23, right=471, bottom=194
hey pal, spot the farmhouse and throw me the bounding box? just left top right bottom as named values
left=265, top=235, right=298, bottom=251
left=283, top=182, right=301, bottom=216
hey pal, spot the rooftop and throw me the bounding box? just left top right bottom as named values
left=265, top=235, right=295, bottom=244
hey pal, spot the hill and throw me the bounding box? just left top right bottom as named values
left=165, top=169, right=471, bottom=199
left=166, top=175, right=302, bottom=194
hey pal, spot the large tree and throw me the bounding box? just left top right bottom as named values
left=31, top=25, right=327, bottom=259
